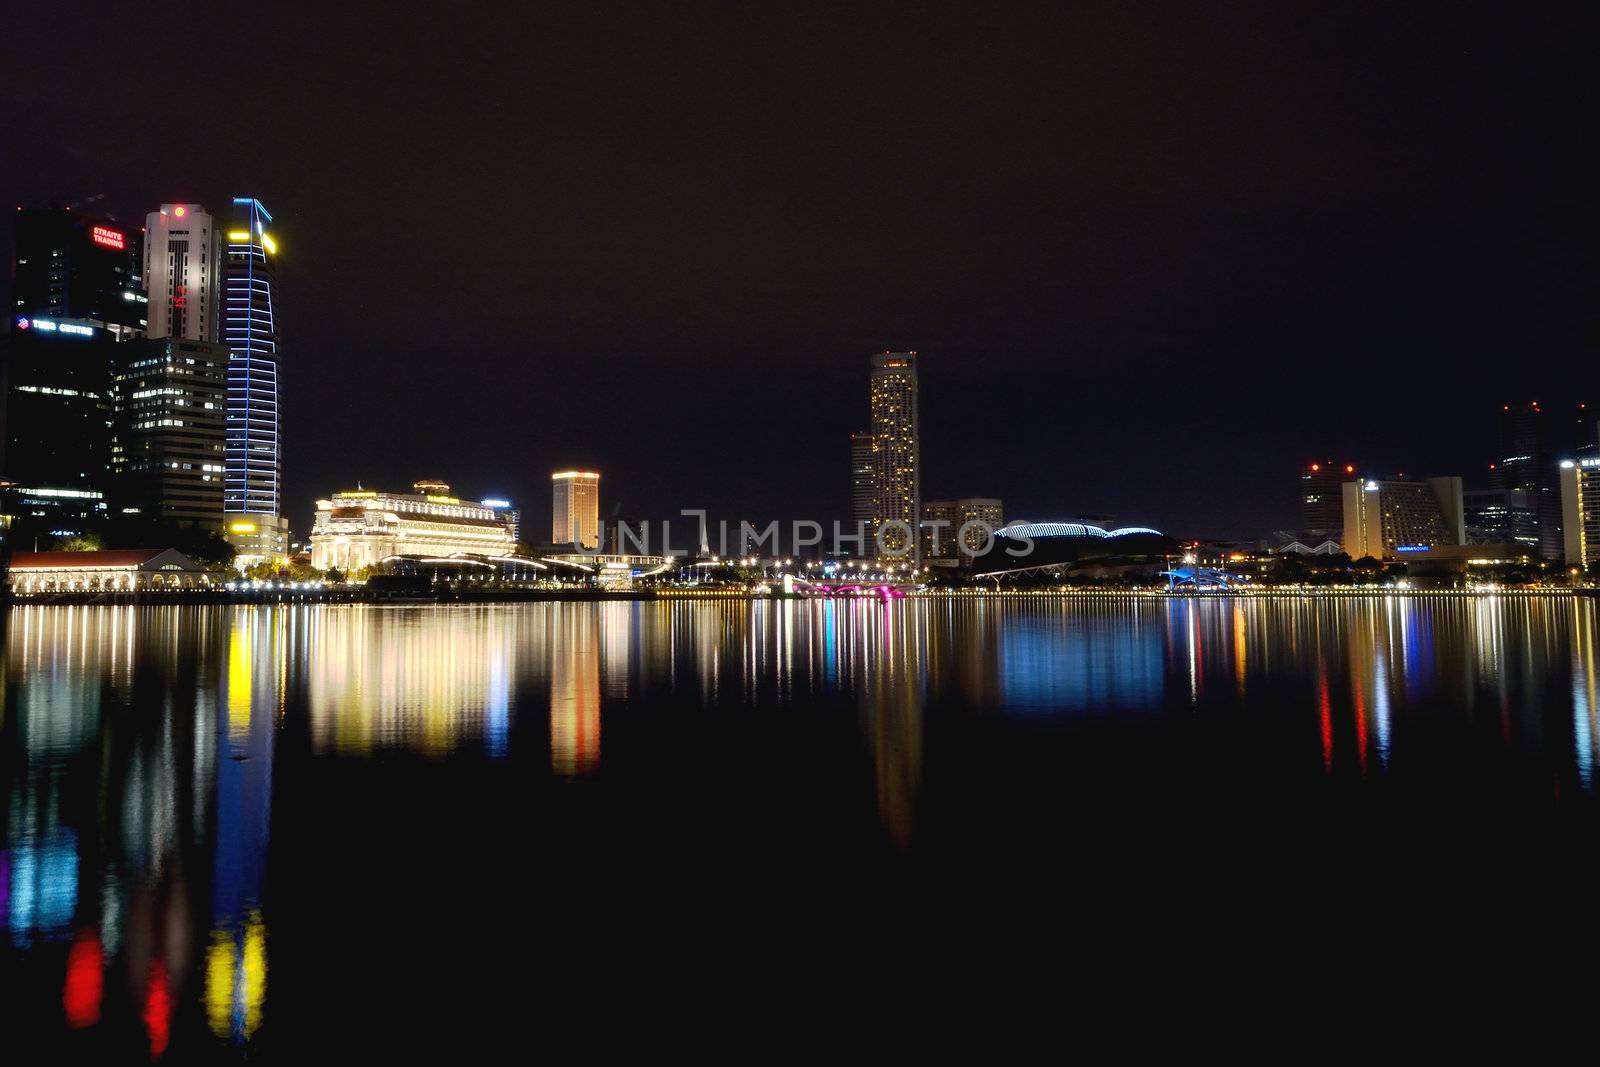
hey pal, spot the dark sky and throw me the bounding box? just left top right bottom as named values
left=3, top=1, right=1595, bottom=541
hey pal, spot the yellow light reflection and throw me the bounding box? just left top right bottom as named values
left=306, top=607, right=517, bottom=755
left=205, top=930, right=234, bottom=1038
left=551, top=608, right=601, bottom=776
left=227, top=624, right=252, bottom=735
left=203, top=912, right=267, bottom=1042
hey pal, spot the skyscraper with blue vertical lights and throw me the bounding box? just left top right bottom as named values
left=222, top=197, right=287, bottom=562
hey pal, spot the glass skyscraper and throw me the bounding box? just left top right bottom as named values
left=222, top=197, right=286, bottom=562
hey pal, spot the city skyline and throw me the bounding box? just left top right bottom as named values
left=1, top=6, right=1591, bottom=541
left=3, top=8, right=1599, bottom=1048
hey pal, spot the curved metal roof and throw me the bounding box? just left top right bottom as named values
left=994, top=522, right=1164, bottom=540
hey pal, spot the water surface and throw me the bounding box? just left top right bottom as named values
left=4, top=597, right=1598, bottom=1057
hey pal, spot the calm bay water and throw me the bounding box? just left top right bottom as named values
left=4, top=596, right=1600, bottom=1056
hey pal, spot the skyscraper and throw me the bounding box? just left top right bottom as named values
left=850, top=430, right=875, bottom=533
left=0, top=316, right=114, bottom=539
left=481, top=497, right=520, bottom=542
left=222, top=198, right=286, bottom=564
left=108, top=338, right=228, bottom=531
left=144, top=204, right=222, bottom=342
left=1560, top=457, right=1600, bottom=567
left=1494, top=400, right=1592, bottom=558
left=1299, top=461, right=1356, bottom=531
left=12, top=205, right=146, bottom=339
left=869, top=351, right=920, bottom=560
left=1495, top=401, right=1550, bottom=554
left=552, top=470, right=600, bottom=548
left=4, top=205, right=144, bottom=541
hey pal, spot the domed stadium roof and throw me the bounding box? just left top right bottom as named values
left=972, top=521, right=1175, bottom=575
left=996, top=522, right=1164, bottom=540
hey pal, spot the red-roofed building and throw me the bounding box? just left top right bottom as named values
left=6, top=548, right=213, bottom=594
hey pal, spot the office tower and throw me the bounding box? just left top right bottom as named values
left=1494, top=400, right=1594, bottom=558
left=850, top=431, right=875, bottom=533
left=1299, top=461, right=1356, bottom=531
left=481, top=497, right=520, bottom=542
left=922, top=497, right=1003, bottom=562
left=1560, top=457, right=1600, bottom=567
left=1342, top=475, right=1464, bottom=560
left=12, top=205, right=146, bottom=339
left=869, top=351, right=920, bottom=559
left=221, top=198, right=285, bottom=564
left=0, top=316, right=114, bottom=539
left=1463, top=486, right=1535, bottom=545
left=144, top=204, right=222, bottom=342
left=108, top=338, right=228, bottom=531
left=1494, top=402, right=1553, bottom=555
left=552, top=470, right=600, bottom=548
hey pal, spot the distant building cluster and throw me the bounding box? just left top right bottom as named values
left=1, top=197, right=287, bottom=565
left=1290, top=400, right=1600, bottom=567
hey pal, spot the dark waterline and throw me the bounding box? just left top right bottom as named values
left=3, top=597, right=1599, bottom=1057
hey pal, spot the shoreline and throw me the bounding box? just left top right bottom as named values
left=2, top=586, right=1591, bottom=607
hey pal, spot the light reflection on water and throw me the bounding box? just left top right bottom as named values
left=2, top=595, right=1600, bottom=1055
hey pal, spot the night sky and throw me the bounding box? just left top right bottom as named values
left=2, top=2, right=1595, bottom=541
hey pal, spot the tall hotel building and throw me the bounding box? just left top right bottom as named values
left=222, top=197, right=287, bottom=563
left=869, top=351, right=920, bottom=560
left=551, top=471, right=600, bottom=549
left=1342, top=475, right=1465, bottom=560
left=144, top=204, right=221, bottom=342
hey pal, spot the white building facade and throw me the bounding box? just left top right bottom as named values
left=144, top=204, right=222, bottom=343
left=310, top=486, right=516, bottom=571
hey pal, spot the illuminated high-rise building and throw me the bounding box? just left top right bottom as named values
left=12, top=205, right=146, bottom=339
left=222, top=197, right=286, bottom=564
left=144, top=203, right=222, bottom=342
left=1493, top=400, right=1593, bottom=558
left=552, top=470, right=600, bottom=548
left=1560, top=457, right=1600, bottom=567
left=850, top=430, right=875, bottom=533
left=868, top=352, right=920, bottom=560
left=481, top=497, right=520, bottom=542
left=4, top=205, right=143, bottom=540
left=108, top=338, right=228, bottom=531
left=0, top=316, right=114, bottom=539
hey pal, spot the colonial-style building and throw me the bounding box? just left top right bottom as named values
left=6, top=548, right=215, bottom=594
left=310, top=482, right=517, bottom=572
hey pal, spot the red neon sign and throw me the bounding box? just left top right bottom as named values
left=91, top=225, right=125, bottom=250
